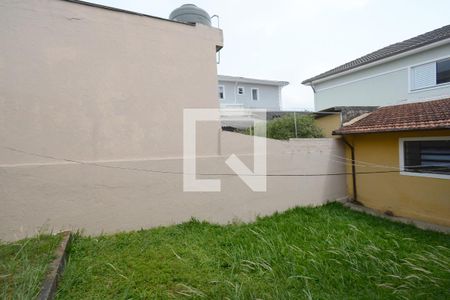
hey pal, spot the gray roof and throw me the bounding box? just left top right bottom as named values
left=218, top=75, right=289, bottom=86
left=302, top=24, right=450, bottom=84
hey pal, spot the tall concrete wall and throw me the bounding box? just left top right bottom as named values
left=0, top=132, right=346, bottom=241
left=0, top=0, right=223, bottom=164
left=0, top=0, right=346, bottom=241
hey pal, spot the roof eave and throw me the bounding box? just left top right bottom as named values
left=218, top=75, right=289, bottom=87
left=302, top=37, right=450, bottom=86
left=333, top=126, right=450, bottom=136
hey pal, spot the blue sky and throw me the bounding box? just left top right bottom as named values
left=85, top=0, right=450, bottom=110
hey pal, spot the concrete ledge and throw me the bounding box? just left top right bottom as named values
left=343, top=201, right=450, bottom=234
left=38, top=231, right=72, bottom=300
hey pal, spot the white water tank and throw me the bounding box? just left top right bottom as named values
left=169, top=4, right=211, bottom=26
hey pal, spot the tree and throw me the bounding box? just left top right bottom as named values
left=249, top=114, right=323, bottom=140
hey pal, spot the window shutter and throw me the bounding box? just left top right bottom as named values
left=403, top=140, right=450, bottom=175
left=410, top=62, right=436, bottom=90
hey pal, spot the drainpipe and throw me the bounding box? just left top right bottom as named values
left=342, top=136, right=357, bottom=202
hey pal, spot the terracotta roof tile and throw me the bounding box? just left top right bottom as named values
left=333, top=98, right=450, bottom=135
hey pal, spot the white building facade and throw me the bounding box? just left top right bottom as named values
left=218, top=75, right=288, bottom=111
left=303, top=25, right=450, bottom=111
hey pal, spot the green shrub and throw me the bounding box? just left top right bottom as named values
left=248, top=114, right=323, bottom=140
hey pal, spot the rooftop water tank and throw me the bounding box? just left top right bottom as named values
left=169, top=4, right=211, bottom=26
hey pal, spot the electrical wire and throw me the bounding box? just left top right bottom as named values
left=1, top=146, right=447, bottom=177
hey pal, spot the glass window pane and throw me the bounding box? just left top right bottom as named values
left=252, top=89, right=258, bottom=100
left=404, top=139, right=450, bottom=175
left=437, top=58, right=450, bottom=85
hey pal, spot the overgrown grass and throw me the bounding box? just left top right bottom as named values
left=56, top=203, right=450, bottom=299
left=0, top=234, right=61, bottom=299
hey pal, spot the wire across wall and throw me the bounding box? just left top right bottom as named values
left=2, top=145, right=438, bottom=177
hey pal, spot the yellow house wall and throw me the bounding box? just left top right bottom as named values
left=343, top=130, right=450, bottom=227
left=314, top=114, right=341, bottom=138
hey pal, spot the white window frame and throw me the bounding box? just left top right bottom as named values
left=218, top=85, right=225, bottom=100
left=399, top=136, right=450, bottom=180
left=408, top=55, right=450, bottom=93
left=237, top=86, right=245, bottom=95
left=251, top=88, right=259, bottom=101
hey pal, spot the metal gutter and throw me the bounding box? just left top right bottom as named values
left=334, top=125, right=450, bottom=136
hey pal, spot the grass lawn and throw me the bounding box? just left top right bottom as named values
left=0, top=234, right=61, bottom=299
left=55, top=203, right=450, bottom=299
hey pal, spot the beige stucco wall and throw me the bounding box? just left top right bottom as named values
left=0, top=133, right=346, bottom=241
left=0, top=0, right=223, bottom=164
left=343, top=130, right=450, bottom=227
left=0, top=0, right=347, bottom=241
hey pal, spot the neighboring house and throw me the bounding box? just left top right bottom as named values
left=334, top=99, right=450, bottom=227
left=303, top=25, right=450, bottom=111
left=218, top=75, right=289, bottom=110
left=314, top=106, right=378, bottom=138
left=304, top=25, right=450, bottom=227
